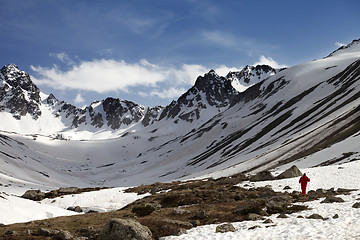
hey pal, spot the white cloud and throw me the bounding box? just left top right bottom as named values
left=335, top=42, right=346, bottom=48
left=169, top=64, right=209, bottom=85
left=31, top=59, right=167, bottom=93
left=30, top=59, right=210, bottom=96
left=254, top=55, right=287, bottom=69
left=74, top=93, right=85, bottom=104
left=214, top=65, right=241, bottom=77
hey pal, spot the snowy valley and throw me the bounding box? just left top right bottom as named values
left=0, top=38, right=360, bottom=239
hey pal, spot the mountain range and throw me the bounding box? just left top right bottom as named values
left=0, top=38, right=359, bottom=191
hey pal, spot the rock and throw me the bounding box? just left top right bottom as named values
left=53, top=230, right=73, bottom=240
left=352, top=202, right=360, bottom=208
left=337, top=188, right=355, bottom=195
left=246, top=213, right=265, bottom=221
left=0, top=223, right=5, bottom=227
left=249, top=171, right=275, bottom=182
left=67, top=206, right=83, bottom=212
left=79, top=226, right=97, bottom=237
left=57, top=187, right=79, bottom=194
left=283, top=186, right=292, bottom=190
left=97, top=218, right=152, bottom=240
left=265, top=196, right=291, bottom=214
left=37, top=228, right=53, bottom=236
left=5, top=230, right=16, bottom=235
left=21, top=189, right=45, bottom=201
left=195, top=209, right=210, bottom=219
left=320, top=196, right=345, bottom=203
left=248, top=225, right=261, bottom=230
left=86, top=210, right=99, bottom=213
left=333, top=214, right=339, bottom=219
left=233, top=201, right=263, bottom=215
left=172, top=208, right=191, bottom=215
left=277, top=213, right=289, bottom=218
left=25, top=229, right=31, bottom=235
left=307, top=214, right=324, bottom=220
left=276, top=165, right=302, bottom=179
left=263, top=219, right=273, bottom=224
left=216, top=223, right=236, bottom=233
left=191, top=220, right=201, bottom=227
left=172, top=228, right=187, bottom=236
left=162, top=219, right=193, bottom=228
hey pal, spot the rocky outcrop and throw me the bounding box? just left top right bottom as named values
left=21, top=190, right=45, bottom=201
left=249, top=171, right=275, bottom=182
left=276, top=165, right=302, bottom=179
left=97, top=218, right=152, bottom=240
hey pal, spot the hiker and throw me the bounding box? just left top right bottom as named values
left=299, top=173, right=310, bottom=194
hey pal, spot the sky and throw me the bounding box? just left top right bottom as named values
left=0, top=0, right=359, bottom=108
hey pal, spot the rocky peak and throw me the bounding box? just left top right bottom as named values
left=45, top=93, right=59, bottom=105
left=227, top=65, right=278, bottom=92
left=159, top=70, right=238, bottom=122
left=1, top=64, right=41, bottom=103
left=0, top=64, right=42, bottom=119
left=102, top=97, right=146, bottom=130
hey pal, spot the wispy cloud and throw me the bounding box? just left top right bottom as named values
left=254, top=55, right=287, bottom=69
left=335, top=42, right=346, bottom=48
left=49, top=52, right=75, bottom=66
left=74, top=93, right=85, bottom=105
left=202, top=30, right=241, bottom=49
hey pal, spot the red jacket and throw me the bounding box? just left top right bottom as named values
left=299, top=175, right=310, bottom=186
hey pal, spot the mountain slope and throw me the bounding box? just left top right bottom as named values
left=0, top=39, right=359, bottom=192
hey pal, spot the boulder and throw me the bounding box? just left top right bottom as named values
left=276, top=165, right=302, bottom=179
left=249, top=171, right=275, bottom=182
left=97, top=218, right=152, bottom=240
left=307, top=214, right=325, bottom=220
left=320, top=196, right=345, bottom=203
left=172, top=228, right=187, bottom=236
left=246, top=213, right=265, bottom=221
left=21, top=190, right=45, bottom=201
left=67, top=206, right=83, bottom=213
left=53, top=230, right=73, bottom=240
left=352, top=202, right=360, bottom=208
left=216, top=223, right=236, bottom=233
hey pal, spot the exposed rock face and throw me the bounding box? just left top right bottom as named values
left=227, top=65, right=278, bottom=87
left=0, top=64, right=41, bottom=119
left=159, top=70, right=238, bottom=122
left=97, top=218, right=152, bottom=240
left=102, top=98, right=145, bottom=130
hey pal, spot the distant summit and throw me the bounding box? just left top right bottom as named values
left=227, top=65, right=279, bottom=92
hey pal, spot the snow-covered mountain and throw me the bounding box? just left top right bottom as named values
left=0, top=38, right=360, bottom=193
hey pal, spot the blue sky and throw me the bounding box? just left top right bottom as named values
left=1, top=0, right=359, bottom=107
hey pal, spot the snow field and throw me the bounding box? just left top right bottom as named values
left=162, top=160, right=360, bottom=240
left=0, top=187, right=149, bottom=225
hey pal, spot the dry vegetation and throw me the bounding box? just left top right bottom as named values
left=0, top=174, right=353, bottom=240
